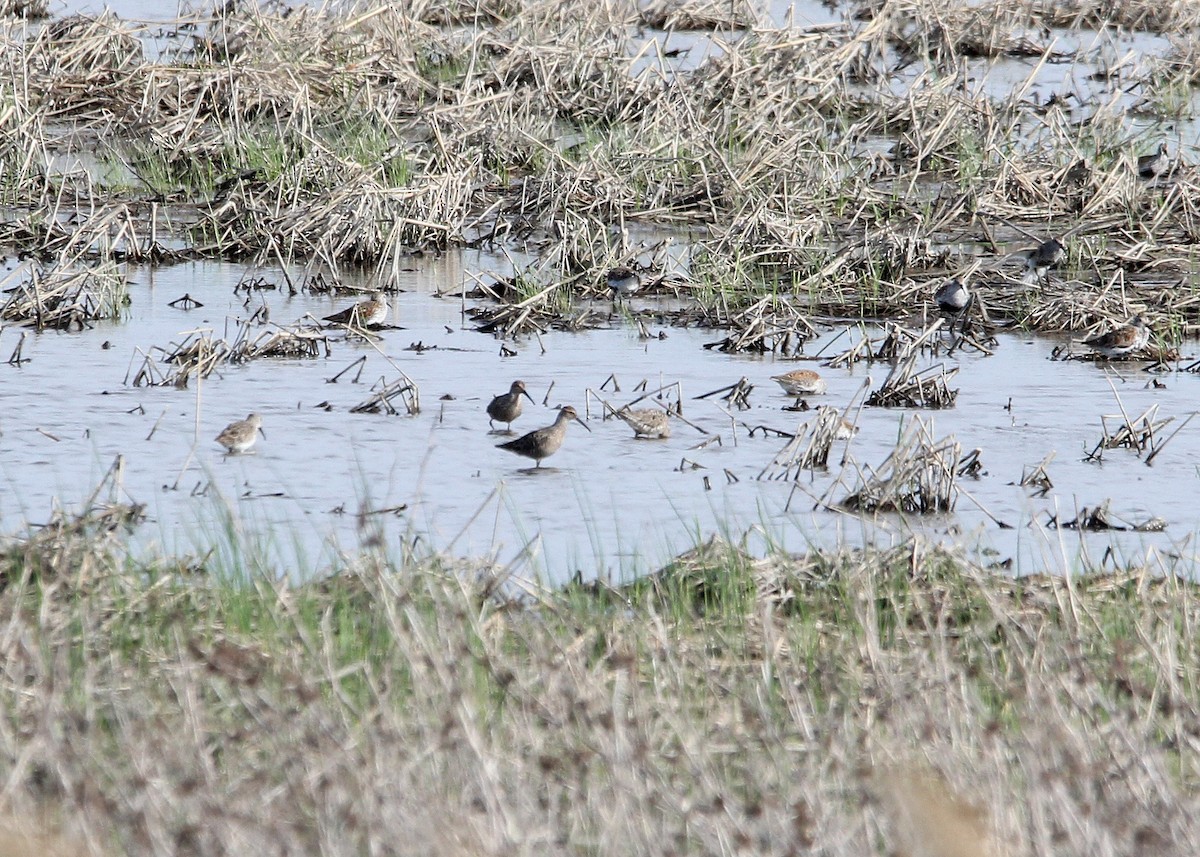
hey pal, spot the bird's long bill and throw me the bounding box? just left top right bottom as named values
left=258, top=427, right=267, bottom=438
left=521, top=390, right=535, bottom=403
left=573, top=415, right=592, bottom=432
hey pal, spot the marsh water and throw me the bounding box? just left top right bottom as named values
left=9, top=0, right=1196, bottom=581
left=1, top=249, right=1195, bottom=582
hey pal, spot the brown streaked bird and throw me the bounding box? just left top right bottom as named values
left=496, top=405, right=590, bottom=467
left=323, top=291, right=387, bottom=327
left=487, top=380, right=534, bottom=432
left=1138, top=142, right=1169, bottom=180
left=616, top=407, right=670, bottom=439
left=215, top=413, right=264, bottom=454
left=771, top=368, right=827, bottom=396
left=1082, top=314, right=1150, bottom=359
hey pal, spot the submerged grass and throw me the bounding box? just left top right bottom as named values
left=0, top=505, right=1197, bottom=854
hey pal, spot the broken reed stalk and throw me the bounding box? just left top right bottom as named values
left=841, top=417, right=961, bottom=513
left=758, top=406, right=847, bottom=479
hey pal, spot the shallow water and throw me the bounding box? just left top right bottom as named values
left=1, top=251, right=1196, bottom=582
left=16, top=0, right=1199, bottom=581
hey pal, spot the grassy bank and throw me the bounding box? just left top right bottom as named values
left=0, top=505, right=1195, bottom=854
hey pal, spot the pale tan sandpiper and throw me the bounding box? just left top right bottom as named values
left=771, top=369, right=827, bottom=396
left=215, top=413, right=264, bottom=454
left=616, top=407, right=670, bottom=439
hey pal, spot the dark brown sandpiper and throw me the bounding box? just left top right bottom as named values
left=496, top=405, right=590, bottom=467
left=323, top=291, right=387, bottom=326
left=487, top=379, right=534, bottom=431
left=215, top=413, right=264, bottom=454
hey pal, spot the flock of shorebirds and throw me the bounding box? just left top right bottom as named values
left=214, top=173, right=1168, bottom=464
left=212, top=273, right=669, bottom=465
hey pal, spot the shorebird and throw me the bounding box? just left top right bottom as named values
left=771, top=369, right=827, bottom=396
left=934, top=278, right=970, bottom=315
left=487, top=380, right=534, bottom=432
left=1082, top=314, right=1150, bottom=359
left=496, top=405, right=590, bottom=467
left=834, top=418, right=858, bottom=441
left=607, top=267, right=641, bottom=302
left=1137, top=142, right=1169, bottom=180
left=323, top=291, right=387, bottom=327
left=1024, top=237, right=1064, bottom=283
left=215, top=413, right=264, bottom=454
left=615, top=407, right=671, bottom=439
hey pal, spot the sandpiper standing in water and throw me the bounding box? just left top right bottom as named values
left=487, top=380, right=535, bottom=432
left=1138, top=142, right=1169, bottom=180
left=770, top=369, right=827, bottom=396
left=215, top=413, right=264, bottom=454
left=1082, top=314, right=1150, bottom=359
left=607, top=267, right=641, bottom=303
left=497, top=405, right=590, bottom=468
left=615, top=407, right=671, bottom=439
left=323, top=291, right=388, bottom=327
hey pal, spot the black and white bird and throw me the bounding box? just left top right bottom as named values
left=606, top=267, right=641, bottom=302
left=1024, top=237, right=1065, bottom=284
left=1137, top=143, right=1169, bottom=180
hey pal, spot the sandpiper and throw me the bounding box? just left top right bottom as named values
left=934, top=278, right=970, bottom=315
left=771, top=369, right=827, bottom=396
left=834, top=418, right=858, bottom=441
left=1024, top=237, right=1064, bottom=283
left=607, top=267, right=641, bottom=302
left=497, top=405, right=590, bottom=467
left=215, top=413, right=264, bottom=454
left=1082, top=314, right=1150, bottom=359
left=1137, top=142, right=1169, bottom=180
left=616, top=407, right=670, bottom=439
left=487, top=379, right=534, bottom=432
left=323, top=291, right=387, bottom=327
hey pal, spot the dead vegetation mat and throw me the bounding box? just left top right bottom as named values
left=2, top=1, right=1199, bottom=338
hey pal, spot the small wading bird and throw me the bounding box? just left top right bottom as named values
left=1082, top=314, right=1150, bottom=359
left=487, top=379, right=534, bottom=432
left=607, top=267, right=641, bottom=302
left=1138, top=142, right=1169, bottom=180
left=1024, top=237, right=1064, bottom=284
left=323, top=291, right=387, bottom=327
left=934, top=278, right=970, bottom=316
left=496, top=405, right=590, bottom=468
left=615, top=407, right=671, bottom=439
left=771, top=368, right=827, bottom=396
left=215, top=413, right=264, bottom=454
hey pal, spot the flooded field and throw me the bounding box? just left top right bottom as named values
left=3, top=0, right=1200, bottom=581
left=1, top=250, right=1195, bottom=582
